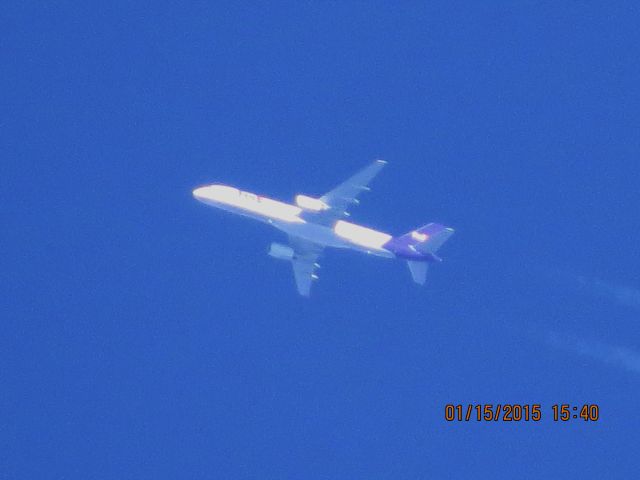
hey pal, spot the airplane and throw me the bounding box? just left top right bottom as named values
left=192, top=160, right=454, bottom=296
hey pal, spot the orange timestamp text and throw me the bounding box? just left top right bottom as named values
left=444, top=404, right=600, bottom=422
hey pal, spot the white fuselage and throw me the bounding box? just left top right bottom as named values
left=192, top=184, right=395, bottom=258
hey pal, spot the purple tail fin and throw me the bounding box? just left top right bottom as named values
left=395, top=223, right=455, bottom=254
left=383, top=223, right=454, bottom=261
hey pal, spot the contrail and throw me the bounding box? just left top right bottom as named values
left=546, top=331, right=640, bottom=375
left=577, top=276, right=640, bottom=310
left=544, top=268, right=640, bottom=311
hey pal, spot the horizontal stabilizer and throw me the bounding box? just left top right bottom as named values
left=407, top=261, right=428, bottom=285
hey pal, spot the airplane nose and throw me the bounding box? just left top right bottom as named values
left=192, top=186, right=207, bottom=199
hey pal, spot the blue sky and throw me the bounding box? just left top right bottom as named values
left=3, top=2, right=640, bottom=478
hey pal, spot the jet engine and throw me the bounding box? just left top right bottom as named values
left=268, top=242, right=294, bottom=261
left=295, top=194, right=329, bottom=212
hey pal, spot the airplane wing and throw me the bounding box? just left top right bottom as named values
left=318, top=159, right=387, bottom=220
left=288, top=235, right=323, bottom=297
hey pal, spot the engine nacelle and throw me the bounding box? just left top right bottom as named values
left=295, top=194, right=329, bottom=212
left=268, top=242, right=294, bottom=261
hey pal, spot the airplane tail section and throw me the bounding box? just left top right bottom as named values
left=407, top=261, right=428, bottom=285
left=398, top=223, right=455, bottom=255
left=394, top=223, right=454, bottom=285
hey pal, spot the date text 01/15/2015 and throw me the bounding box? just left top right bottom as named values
left=444, top=404, right=599, bottom=422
